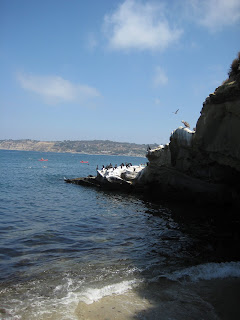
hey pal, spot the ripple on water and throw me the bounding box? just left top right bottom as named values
left=1, top=150, right=240, bottom=320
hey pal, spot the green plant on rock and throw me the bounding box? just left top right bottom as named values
left=228, top=51, right=240, bottom=79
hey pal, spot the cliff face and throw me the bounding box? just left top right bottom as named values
left=193, top=78, right=240, bottom=174
left=136, top=66, right=240, bottom=206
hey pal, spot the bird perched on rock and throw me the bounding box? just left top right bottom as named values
left=181, top=120, right=190, bottom=128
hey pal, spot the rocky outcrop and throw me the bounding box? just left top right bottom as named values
left=66, top=54, right=240, bottom=207
left=96, top=165, right=143, bottom=189
left=135, top=63, right=240, bottom=206
left=65, top=165, right=145, bottom=191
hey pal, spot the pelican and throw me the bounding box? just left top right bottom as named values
left=181, top=120, right=190, bottom=128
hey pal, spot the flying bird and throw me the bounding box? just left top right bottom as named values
left=181, top=120, right=190, bottom=128
left=173, top=108, right=179, bottom=114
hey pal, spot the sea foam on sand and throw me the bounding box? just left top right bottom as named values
left=77, top=280, right=138, bottom=305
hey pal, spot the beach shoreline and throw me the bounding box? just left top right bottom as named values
left=74, top=277, right=240, bottom=320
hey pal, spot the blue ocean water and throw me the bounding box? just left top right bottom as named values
left=0, top=150, right=240, bottom=320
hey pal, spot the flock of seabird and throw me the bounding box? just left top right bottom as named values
left=96, top=109, right=192, bottom=173
left=97, top=162, right=135, bottom=171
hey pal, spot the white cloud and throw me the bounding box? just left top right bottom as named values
left=153, top=66, right=168, bottom=87
left=188, top=0, right=240, bottom=31
left=103, top=0, right=183, bottom=51
left=17, top=72, right=100, bottom=105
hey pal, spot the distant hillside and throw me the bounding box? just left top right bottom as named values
left=0, top=139, right=159, bottom=157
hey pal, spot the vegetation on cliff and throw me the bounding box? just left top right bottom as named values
left=228, top=51, right=240, bottom=80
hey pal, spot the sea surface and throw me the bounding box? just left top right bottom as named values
left=0, top=149, right=240, bottom=320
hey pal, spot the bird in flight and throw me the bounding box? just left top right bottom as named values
left=173, top=109, right=179, bottom=114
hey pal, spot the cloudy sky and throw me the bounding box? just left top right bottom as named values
left=0, top=0, right=239, bottom=144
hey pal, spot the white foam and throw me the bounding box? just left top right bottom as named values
left=166, top=261, right=240, bottom=282
left=78, top=279, right=138, bottom=304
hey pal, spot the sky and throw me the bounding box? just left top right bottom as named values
left=0, top=0, right=239, bottom=145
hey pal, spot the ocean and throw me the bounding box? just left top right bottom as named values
left=0, top=149, right=240, bottom=320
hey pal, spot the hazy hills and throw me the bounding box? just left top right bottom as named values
left=0, top=139, right=159, bottom=157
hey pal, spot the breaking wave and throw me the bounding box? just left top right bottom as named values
left=166, top=261, right=240, bottom=282
left=78, top=279, right=139, bottom=304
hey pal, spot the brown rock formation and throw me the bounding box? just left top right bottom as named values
left=193, top=78, right=240, bottom=174
left=136, top=53, right=240, bottom=206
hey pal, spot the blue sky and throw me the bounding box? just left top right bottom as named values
left=0, top=0, right=239, bottom=144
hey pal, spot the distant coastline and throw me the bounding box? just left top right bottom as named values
left=0, top=139, right=158, bottom=157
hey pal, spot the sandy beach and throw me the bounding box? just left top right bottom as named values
left=74, top=278, right=240, bottom=320
left=74, top=276, right=240, bottom=320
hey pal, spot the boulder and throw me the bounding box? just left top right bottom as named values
left=146, top=144, right=171, bottom=167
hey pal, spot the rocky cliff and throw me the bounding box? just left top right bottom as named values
left=135, top=53, right=240, bottom=206
left=66, top=53, right=240, bottom=207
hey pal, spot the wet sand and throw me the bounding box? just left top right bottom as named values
left=74, top=280, right=224, bottom=320
left=75, top=290, right=152, bottom=320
